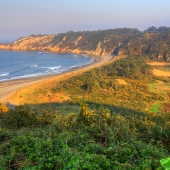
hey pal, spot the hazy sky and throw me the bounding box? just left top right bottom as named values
left=1, top=0, right=170, bottom=41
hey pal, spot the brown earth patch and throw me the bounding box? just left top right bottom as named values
left=147, top=62, right=170, bottom=77
left=148, top=62, right=170, bottom=66
left=115, top=79, right=128, bottom=85
left=152, top=68, right=170, bottom=77
left=161, top=103, right=170, bottom=112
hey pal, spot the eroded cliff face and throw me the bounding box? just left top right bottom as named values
left=0, top=35, right=54, bottom=51
left=1, top=28, right=131, bottom=56
left=1, top=28, right=170, bottom=61
left=0, top=35, right=112, bottom=56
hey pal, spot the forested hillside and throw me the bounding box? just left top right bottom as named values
left=1, top=26, right=170, bottom=61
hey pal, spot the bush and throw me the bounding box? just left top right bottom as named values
left=1, top=106, right=40, bottom=128
left=0, top=104, right=169, bottom=169
left=0, top=104, right=8, bottom=113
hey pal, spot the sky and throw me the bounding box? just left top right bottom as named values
left=1, top=0, right=170, bottom=41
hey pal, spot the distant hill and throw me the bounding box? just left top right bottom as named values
left=0, top=27, right=170, bottom=61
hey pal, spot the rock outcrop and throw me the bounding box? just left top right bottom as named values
left=1, top=28, right=170, bottom=61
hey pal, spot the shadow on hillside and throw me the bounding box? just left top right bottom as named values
left=86, top=101, right=147, bottom=117
left=17, top=101, right=148, bottom=118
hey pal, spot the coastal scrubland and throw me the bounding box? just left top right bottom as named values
left=0, top=55, right=170, bottom=169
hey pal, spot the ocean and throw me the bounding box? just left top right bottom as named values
left=0, top=50, right=93, bottom=82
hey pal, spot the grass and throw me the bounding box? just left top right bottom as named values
left=148, top=78, right=170, bottom=113
left=148, top=83, right=156, bottom=91
left=156, top=66, right=170, bottom=72
left=28, top=102, right=80, bottom=115
left=149, top=102, right=161, bottom=113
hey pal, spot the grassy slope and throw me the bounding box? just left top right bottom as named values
left=6, top=57, right=169, bottom=114
left=148, top=63, right=170, bottom=113
left=20, top=57, right=170, bottom=114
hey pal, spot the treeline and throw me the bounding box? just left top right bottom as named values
left=121, top=29, right=170, bottom=61
left=37, top=27, right=170, bottom=61
left=145, top=26, right=170, bottom=32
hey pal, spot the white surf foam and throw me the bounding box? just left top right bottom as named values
left=30, top=65, right=38, bottom=67
left=0, top=79, right=8, bottom=82
left=10, top=73, right=43, bottom=80
left=41, top=66, right=61, bottom=70
left=0, top=73, right=9, bottom=76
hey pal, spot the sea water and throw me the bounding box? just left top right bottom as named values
left=0, top=50, right=93, bottom=82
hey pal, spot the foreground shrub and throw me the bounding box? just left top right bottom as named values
left=1, top=106, right=40, bottom=128
left=0, top=104, right=169, bottom=169
left=160, top=157, right=170, bottom=170
left=1, top=105, right=57, bottom=129
left=0, top=104, right=8, bottom=114
left=0, top=129, right=167, bottom=169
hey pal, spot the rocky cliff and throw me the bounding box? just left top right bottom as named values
left=1, top=28, right=170, bottom=61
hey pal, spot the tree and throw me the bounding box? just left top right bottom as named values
left=147, top=26, right=158, bottom=32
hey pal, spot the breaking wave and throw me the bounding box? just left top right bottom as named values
left=0, top=50, right=93, bottom=82
left=41, top=66, right=61, bottom=70
left=0, top=73, right=9, bottom=77
left=30, top=65, right=38, bottom=67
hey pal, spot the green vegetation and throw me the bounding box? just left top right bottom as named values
left=53, top=56, right=164, bottom=113
left=149, top=83, right=156, bottom=91
left=149, top=102, right=162, bottom=113
left=160, top=158, right=170, bottom=170
left=51, top=28, right=141, bottom=53
left=1, top=56, right=170, bottom=169
left=0, top=104, right=170, bottom=169
left=155, top=66, right=170, bottom=72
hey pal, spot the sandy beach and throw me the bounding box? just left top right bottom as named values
left=0, top=55, right=124, bottom=104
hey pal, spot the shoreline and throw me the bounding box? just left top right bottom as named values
left=0, top=55, right=120, bottom=104
left=0, top=50, right=94, bottom=82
